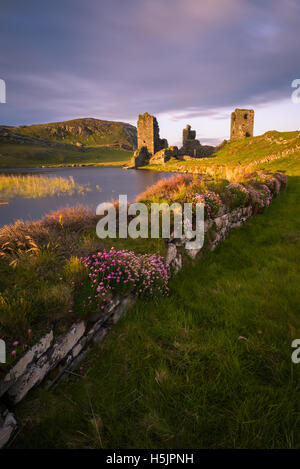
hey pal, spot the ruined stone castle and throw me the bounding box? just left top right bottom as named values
left=130, top=108, right=254, bottom=168
left=137, top=112, right=168, bottom=155
left=179, top=124, right=204, bottom=158
left=230, top=109, right=254, bottom=141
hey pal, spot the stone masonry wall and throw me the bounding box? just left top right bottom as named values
left=166, top=205, right=254, bottom=272
left=179, top=124, right=215, bottom=158
left=138, top=113, right=159, bottom=155
left=137, top=112, right=168, bottom=156
left=230, top=108, right=254, bottom=141
left=0, top=295, right=134, bottom=448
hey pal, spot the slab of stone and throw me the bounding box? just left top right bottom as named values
left=0, top=331, right=54, bottom=398
left=0, top=405, right=17, bottom=449
left=7, top=322, right=86, bottom=404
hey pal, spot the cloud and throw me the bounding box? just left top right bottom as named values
left=0, top=0, right=299, bottom=128
left=168, top=108, right=230, bottom=122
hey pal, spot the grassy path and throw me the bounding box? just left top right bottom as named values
left=12, top=157, right=300, bottom=448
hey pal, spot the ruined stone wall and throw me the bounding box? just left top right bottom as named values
left=179, top=124, right=214, bottom=158
left=137, top=112, right=166, bottom=155
left=0, top=294, right=135, bottom=447
left=149, top=146, right=179, bottom=165
left=182, top=124, right=196, bottom=144
left=230, top=109, right=254, bottom=141
left=0, top=295, right=134, bottom=408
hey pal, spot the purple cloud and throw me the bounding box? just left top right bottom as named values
left=0, top=0, right=299, bottom=126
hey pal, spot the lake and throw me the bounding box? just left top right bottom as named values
left=0, top=166, right=174, bottom=227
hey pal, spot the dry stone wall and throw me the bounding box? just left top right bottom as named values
left=0, top=294, right=134, bottom=447
left=166, top=205, right=254, bottom=273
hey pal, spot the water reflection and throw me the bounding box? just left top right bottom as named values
left=0, top=166, right=174, bottom=227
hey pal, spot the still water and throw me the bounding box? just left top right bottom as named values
left=0, top=166, right=174, bottom=227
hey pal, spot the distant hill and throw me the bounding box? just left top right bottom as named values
left=0, top=118, right=137, bottom=150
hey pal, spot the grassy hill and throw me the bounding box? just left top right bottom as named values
left=0, top=117, right=137, bottom=167
left=1, top=118, right=137, bottom=149
left=8, top=131, right=300, bottom=449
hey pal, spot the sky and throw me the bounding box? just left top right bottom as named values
left=0, top=0, right=299, bottom=145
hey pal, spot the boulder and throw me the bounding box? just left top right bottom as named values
left=130, top=146, right=150, bottom=168
left=149, top=146, right=178, bottom=165
left=0, top=405, right=17, bottom=449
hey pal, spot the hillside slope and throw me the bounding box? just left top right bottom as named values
left=146, top=130, right=300, bottom=175
left=0, top=118, right=137, bottom=150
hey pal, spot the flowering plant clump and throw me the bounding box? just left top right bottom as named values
left=243, top=172, right=287, bottom=211
left=275, top=172, right=288, bottom=186
left=194, top=190, right=223, bottom=217
left=81, top=248, right=170, bottom=313
left=135, top=171, right=287, bottom=223
left=222, top=182, right=249, bottom=208
left=246, top=185, right=269, bottom=210
left=253, top=172, right=287, bottom=195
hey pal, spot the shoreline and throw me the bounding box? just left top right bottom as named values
left=0, top=161, right=130, bottom=171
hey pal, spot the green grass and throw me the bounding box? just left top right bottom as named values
left=0, top=143, right=132, bottom=168
left=5, top=131, right=300, bottom=448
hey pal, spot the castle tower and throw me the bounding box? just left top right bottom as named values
left=230, top=109, right=254, bottom=141
left=137, top=112, right=165, bottom=155
left=182, top=124, right=196, bottom=145
left=179, top=124, right=201, bottom=157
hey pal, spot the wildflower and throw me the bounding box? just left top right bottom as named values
left=81, top=249, right=170, bottom=312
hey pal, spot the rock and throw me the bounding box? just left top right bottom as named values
left=0, top=292, right=139, bottom=404
left=166, top=243, right=177, bottom=265
left=173, top=254, right=182, bottom=273
left=149, top=146, right=179, bottom=165
left=7, top=322, right=86, bottom=404
left=231, top=221, right=243, bottom=228
left=214, top=217, right=223, bottom=229
left=186, top=248, right=201, bottom=259
left=0, top=331, right=54, bottom=398
left=0, top=405, right=17, bottom=449
left=92, top=329, right=108, bottom=345
left=112, top=295, right=135, bottom=324
left=130, top=146, right=150, bottom=168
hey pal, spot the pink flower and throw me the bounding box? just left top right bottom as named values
left=11, top=350, right=16, bottom=356
left=12, top=341, right=19, bottom=346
